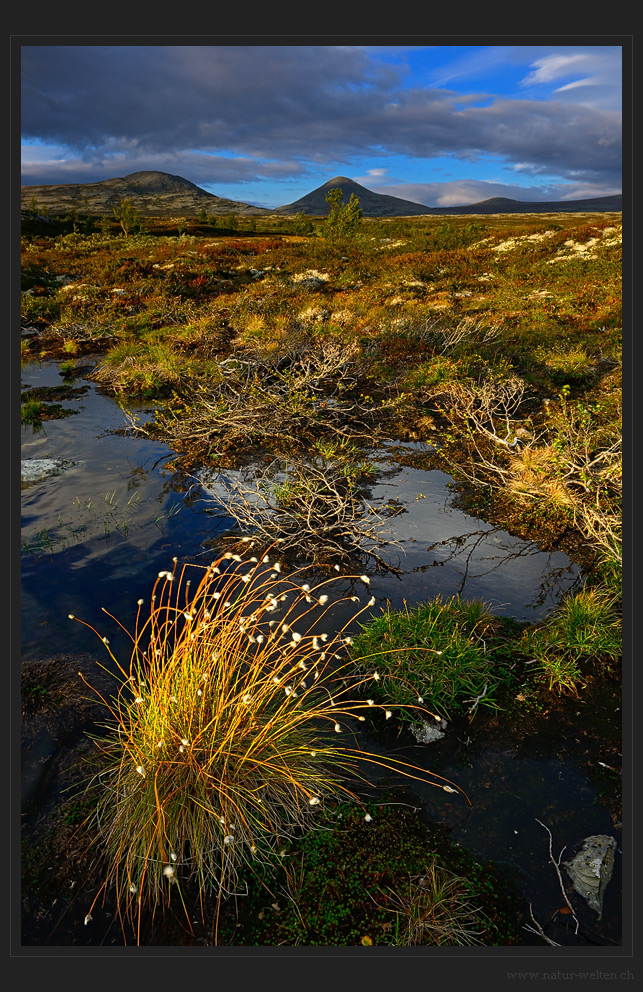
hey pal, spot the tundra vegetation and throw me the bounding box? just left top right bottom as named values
left=20, top=197, right=622, bottom=945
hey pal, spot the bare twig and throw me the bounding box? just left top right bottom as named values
left=523, top=903, right=561, bottom=946
left=535, top=818, right=580, bottom=935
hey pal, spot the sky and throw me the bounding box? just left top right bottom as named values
left=19, top=43, right=623, bottom=208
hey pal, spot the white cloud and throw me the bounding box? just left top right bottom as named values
left=521, top=54, right=591, bottom=86
left=555, top=77, right=598, bottom=93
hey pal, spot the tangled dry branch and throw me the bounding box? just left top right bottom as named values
left=200, top=458, right=399, bottom=568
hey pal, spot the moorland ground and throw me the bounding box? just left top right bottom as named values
left=20, top=204, right=623, bottom=946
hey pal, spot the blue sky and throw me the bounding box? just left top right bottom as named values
left=20, top=44, right=623, bottom=208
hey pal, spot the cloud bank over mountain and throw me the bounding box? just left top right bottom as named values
left=20, top=44, right=623, bottom=207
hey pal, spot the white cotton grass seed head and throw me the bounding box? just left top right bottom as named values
left=137, top=599, right=144, bottom=606
left=364, top=813, right=372, bottom=822
left=136, top=765, right=145, bottom=776
left=385, top=710, right=392, bottom=720
left=334, top=723, right=341, bottom=732
left=367, top=596, right=375, bottom=607
left=360, top=575, right=370, bottom=584
left=163, top=865, right=175, bottom=878
left=308, top=797, right=320, bottom=805
left=318, top=595, right=329, bottom=605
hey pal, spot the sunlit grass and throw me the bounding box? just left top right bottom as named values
left=522, top=586, right=621, bottom=693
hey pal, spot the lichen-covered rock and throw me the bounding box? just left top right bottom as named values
left=563, top=834, right=617, bottom=918
left=21, top=458, right=77, bottom=485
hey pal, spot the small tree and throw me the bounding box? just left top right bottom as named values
left=113, top=197, right=141, bottom=237
left=292, top=211, right=313, bottom=236
left=321, top=188, right=362, bottom=243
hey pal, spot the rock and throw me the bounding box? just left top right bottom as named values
left=563, top=834, right=617, bottom=918
left=410, top=717, right=447, bottom=744
left=21, top=458, right=77, bottom=485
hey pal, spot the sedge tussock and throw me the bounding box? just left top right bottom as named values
left=71, top=552, right=466, bottom=939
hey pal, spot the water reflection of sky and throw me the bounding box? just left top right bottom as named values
left=21, top=361, right=580, bottom=662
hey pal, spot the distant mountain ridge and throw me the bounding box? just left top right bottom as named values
left=427, top=193, right=623, bottom=215
left=21, top=170, right=622, bottom=219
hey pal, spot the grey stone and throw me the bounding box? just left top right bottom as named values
left=21, top=458, right=77, bottom=485
left=410, top=717, right=447, bottom=744
left=563, top=834, right=617, bottom=918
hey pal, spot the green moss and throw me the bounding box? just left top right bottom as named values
left=231, top=801, right=523, bottom=946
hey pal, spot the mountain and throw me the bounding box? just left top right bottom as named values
left=21, top=170, right=623, bottom=220
left=21, top=171, right=271, bottom=217
left=275, top=177, right=621, bottom=217
left=275, top=176, right=432, bottom=217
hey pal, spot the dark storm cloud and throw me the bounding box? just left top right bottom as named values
left=21, top=45, right=621, bottom=188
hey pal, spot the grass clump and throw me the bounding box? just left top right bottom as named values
left=522, top=585, right=621, bottom=694
left=71, top=554, right=466, bottom=942
left=348, top=596, right=505, bottom=721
